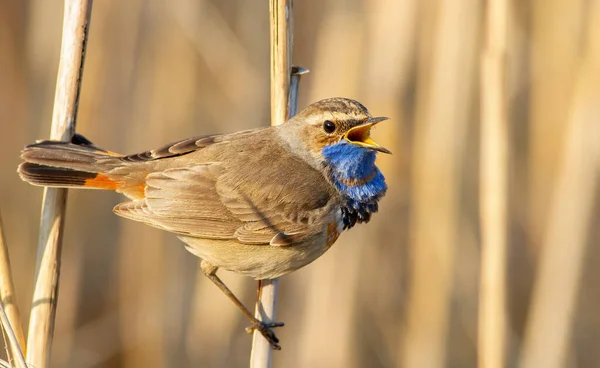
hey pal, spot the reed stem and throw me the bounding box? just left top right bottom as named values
left=478, top=0, right=509, bottom=367
left=26, top=1, right=93, bottom=367
left=250, top=1, right=298, bottom=366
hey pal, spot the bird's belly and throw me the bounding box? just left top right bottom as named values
left=179, top=235, right=332, bottom=280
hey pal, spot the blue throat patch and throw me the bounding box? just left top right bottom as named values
left=322, top=141, right=387, bottom=229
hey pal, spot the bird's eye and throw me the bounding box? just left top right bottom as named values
left=323, top=120, right=336, bottom=133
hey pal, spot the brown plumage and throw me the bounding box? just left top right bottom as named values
left=18, top=97, right=390, bottom=349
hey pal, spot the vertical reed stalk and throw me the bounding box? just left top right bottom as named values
left=479, top=0, right=508, bottom=367
left=26, top=1, right=93, bottom=367
left=250, top=1, right=294, bottom=366
left=402, top=0, right=479, bottom=366
left=288, top=66, right=308, bottom=117
left=0, top=302, right=26, bottom=368
left=267, top=0, right=293, bottom=127
left=0, top=212, right=26, bottom=368
left=520, top=4, right=600, bottom=366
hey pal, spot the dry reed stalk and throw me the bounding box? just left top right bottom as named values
left=0, top=213, right=26, bottom=368
left=479, top=0, right=509, bottom=367
left=250, top=0, right=294, bottom=366
left=0, top=328, right=10, bottom=367
left=0, top=213, right=25, bottom=353
left=402, top=0, right=479, bottom=366
left=0, top=302, right=26, bottom=368
left=288, top=66, right=308, bottom=117
left=267, top=0, right=293, bottom=127
left=519, top=3, right=600, bottom=366
left=26, top=1, right=93, bottom=367
left=528, top=0, right=585, bottom=249
left=170, top=0, right=264, bottom=112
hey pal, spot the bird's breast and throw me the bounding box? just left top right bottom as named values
left=321, top=143, right=387, bottom=229
left=321, top=142, right=387, bottom=207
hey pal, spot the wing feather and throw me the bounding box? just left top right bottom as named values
left=114, top=133, right=339, bottom=246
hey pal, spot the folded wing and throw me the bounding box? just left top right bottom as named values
left=114, top=152, right=337, bottom=246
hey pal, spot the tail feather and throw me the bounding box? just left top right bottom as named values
left=18, top=134, right=124, bottom=191
left=21, top=139, right=122, bottom=169
left=18, top=162, right=99, bottom=187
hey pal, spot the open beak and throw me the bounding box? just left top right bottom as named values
left=343, top=116, right=392, bottom=154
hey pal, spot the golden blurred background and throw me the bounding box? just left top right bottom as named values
left=1, top=0, right=599, bottom=367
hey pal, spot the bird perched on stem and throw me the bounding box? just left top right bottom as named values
left=18, top=97, right=390, bottom=349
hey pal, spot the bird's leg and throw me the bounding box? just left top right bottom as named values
left=200, top=260, right=284, bottom=350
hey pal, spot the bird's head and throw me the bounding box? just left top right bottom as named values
left=277, top=98, right=391, bottom=170
left=277, top=97, right=390, bottom=227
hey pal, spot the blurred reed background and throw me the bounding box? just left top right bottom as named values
left=0, top=0, right=599, bottom=367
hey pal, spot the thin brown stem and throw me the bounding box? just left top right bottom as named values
left=26, top=1, right=93, bottom=367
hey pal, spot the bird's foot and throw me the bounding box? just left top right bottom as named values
left=245, top=320, right=285, bottom=350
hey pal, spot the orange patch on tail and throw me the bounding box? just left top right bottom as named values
left=84, top=174, right=119, bottom=190
left=125, top=183, right=147, bottom=199
left=84, top=173, right=147, bottom=198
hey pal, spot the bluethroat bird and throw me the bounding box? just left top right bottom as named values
left=18, top=97, right=390, bottom=349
